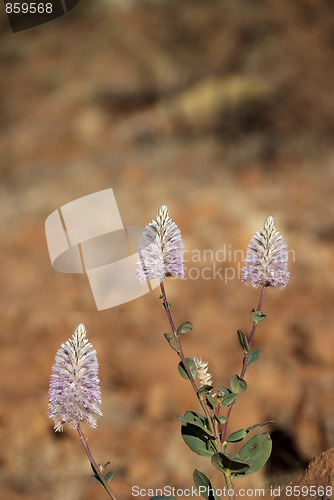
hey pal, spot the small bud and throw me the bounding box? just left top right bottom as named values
left=193, top=357, right=213, bottom=388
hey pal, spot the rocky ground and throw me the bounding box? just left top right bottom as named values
left=0, top=1, right=334, bottom=499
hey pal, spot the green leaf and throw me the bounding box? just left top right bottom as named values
left=181, top=422, right=216, bottom=457
left=226, top=421, right=273, bottom=443
left=177, top=411, right=213, bottom=436
left=247, top=421, right=274, bottom=432
left=206, top=393, right=217, bottom=409
left=219, top=392, right=237, bottom=407
left=193, top=469, right=221, bottom=500
left=235, top=433, right=272, bottom=477
left=91, top=474, right=104, bottom=486
left=178, top=358, right=197, bottom=380
left=177, top=321, right=193, bottom=335
left=251, top=310, right=266, bottom=323
left=198, top=384, right=213, bottom=395
left=226, top=429, right=248, bottom=442
left=237, top=330, right=249, bottom=353
left=247, top=350, right=261, bottom=367
left=215, top=415, right=227, bottom=425
left=211, top=452, right=250, bottom=474
left=91, top=463, right=114, bottom=487
left=163, top=333, right=179, bottom=353
left=105, top=471, right=114, bottom=483
left=230, top=374, right=247, bottom=394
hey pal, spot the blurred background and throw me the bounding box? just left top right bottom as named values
left=0, top=0, right=334, bottom=498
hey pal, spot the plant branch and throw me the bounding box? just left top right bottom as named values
left=224, top=470, right=235, bottom=500
left=77, top=425, right=118, bottom=500
left=160, top=281, right=198, bottom=393
left=240, top=285, right=266, bottom=379
left=221, top=286, right=266, bottom=446
left=160, top=281, right=220, bottom=445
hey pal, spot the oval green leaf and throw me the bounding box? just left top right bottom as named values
left=91, top=474, right=103, bottom=486
left=230, top=374, right=247, bottom=394
left=219, top=392, right=237, bottom=407
left=215, top=415, right=227, bottom=425
left=226, top=421, right=273, bottom=443
left=105, top=471, right=114, bottom=483
left=198, top=385, right=213, bottom=397
left=235, top=433, right=272, bottom=477
left=177, top=321, right=193, bottom=335
left=181, top=422, right=215, bottom=457
left=237, top=330, right=249, bottom=353
left=246, top=350, right=261, bottom=367
left=226, top=429, right=247, bottom=442
left=163, top=333, right=179, bottom=353
left=178, top=358, right=197, bottom=380
left=206, top=393, right=217, bottom=409
left=177, top=411, right=212, bottom=436
left=193, top=469, right=221, bottom=500
left=251, top=310, right=266, bottom=323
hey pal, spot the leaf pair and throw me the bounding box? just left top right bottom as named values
left=216, top=375, right=247, bottom=409
left=225, top=421, right=273, bottom=443
left=90, top=461, right=114, bottom=487
left=211, top=433, right=272, bottom=478
left=237, top=330, right=261, bottom=367
left=164, top=321, right=193, bottom=353
left=192, top=431, right=271, bottom=500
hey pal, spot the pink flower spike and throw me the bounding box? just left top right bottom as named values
left=242, top=215, right=289, bottom=288
left=137, top=204, right=184, bottom=283
left=48, top=323, right=102, bottom=432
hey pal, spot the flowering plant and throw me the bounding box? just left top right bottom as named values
left=48, top=205, right=289, bottom=500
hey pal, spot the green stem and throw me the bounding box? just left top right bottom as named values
left=77, top=426, right=118, bottom=500
left=240, top=285, right=266, bottom=378
left=224, top=471, right=235, bottom=500
left=160, top=282, right=198, bottom=394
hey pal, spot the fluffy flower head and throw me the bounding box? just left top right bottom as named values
left=193, top=357, right=213, bottom=387
left=48, top=323, right=102, bottom=432
left=136, top=204, right=184, bottom=283
left=242, top=215, right=289, bottom=288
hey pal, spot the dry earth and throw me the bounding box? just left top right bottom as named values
left=0, top=1, right=334, bottom=499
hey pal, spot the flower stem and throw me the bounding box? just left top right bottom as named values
left=224, top=470, right=235, bottom=500
left=240, top=285, right=266, bottom=379
left=77, top=426, right=118, bottom=500
left=221, top=286, right=266, bottom=446
left=159, top=281, right=220, bottom=445
left=160, top=281, right=198, bottom=394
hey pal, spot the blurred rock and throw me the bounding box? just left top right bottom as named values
left=275, top=447, right=334, bottom=500
left=294, top=376, right=334, bottom=462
